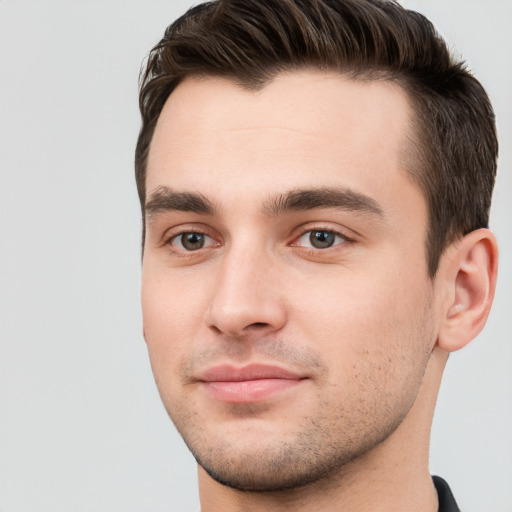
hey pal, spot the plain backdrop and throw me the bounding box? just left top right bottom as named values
left=0, top=1, right=510, bottom=511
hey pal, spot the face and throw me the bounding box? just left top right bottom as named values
left=142, top=71, right=439, bottom=491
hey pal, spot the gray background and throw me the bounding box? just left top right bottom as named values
left=0, top=1, right=510, bottom=511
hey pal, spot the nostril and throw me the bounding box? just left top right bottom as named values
left=248, top=322, right=269, bottom=329
left=209, top=325, right=223, bottom=334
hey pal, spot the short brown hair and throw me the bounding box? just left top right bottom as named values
left=135, top=0, right=498, bottom=276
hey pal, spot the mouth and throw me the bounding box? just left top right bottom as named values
left=196, top=364, right=307, bottom=404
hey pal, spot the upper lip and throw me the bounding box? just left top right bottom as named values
left=197, top=364, right=305, bottom=382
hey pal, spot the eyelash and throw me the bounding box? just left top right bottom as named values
left=163, top=226, right=354, bottom=256
left=292, top=227, right=353, bottom=251
left=164, top=229, right=218, bottom=256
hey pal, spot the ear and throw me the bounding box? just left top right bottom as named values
left=437, top=228, right=498, bottom=353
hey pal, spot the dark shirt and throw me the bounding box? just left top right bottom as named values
left=433, top=475, right=461, bottom=512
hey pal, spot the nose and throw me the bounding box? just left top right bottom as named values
left=205, top=244, right=288, bottom=338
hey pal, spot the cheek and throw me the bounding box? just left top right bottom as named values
left=292, top=267, right=433, bottom=382
left=141, top=268, right=208, bottom=382
left=142, top=261, right=210, bottom=331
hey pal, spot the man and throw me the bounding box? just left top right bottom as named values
left=135, top=0, right=499, bottom=510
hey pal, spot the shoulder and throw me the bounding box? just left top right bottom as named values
left=433, top=475, right=461, bottom=512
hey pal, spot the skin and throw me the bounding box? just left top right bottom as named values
left=141, top=71, right=498, bottom=512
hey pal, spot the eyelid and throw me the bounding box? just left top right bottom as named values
left=162, top=224, right=222, bottom=252
left=297, top=230, right=346, bottom=248
left=289, top=224, right=356, bottom=248
left=170, top=232, right=216, bottom=250
left=158, top=222, right=355, bottom=256
left=162, top=223, right=215, bottom=241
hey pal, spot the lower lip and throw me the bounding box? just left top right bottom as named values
left=203, top=378, right=303, bottom=403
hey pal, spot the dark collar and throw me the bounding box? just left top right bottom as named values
left=433, top=476, right=461, bottom=512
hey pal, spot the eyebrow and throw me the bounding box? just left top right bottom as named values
left=144, top=185, right=384, bottom=219
left=263, top=187, right=384, bottom=217
left=145, top=187, right=216, bottom=216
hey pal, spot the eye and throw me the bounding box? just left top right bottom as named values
left=297, top=229, right=347, bottom=249
left=170, top=232, right=214, bottom=251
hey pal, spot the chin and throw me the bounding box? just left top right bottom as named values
left=184, top=418, right=399, bottom=493
left=196, top=450, right=342, bottom=492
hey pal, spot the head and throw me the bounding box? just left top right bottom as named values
left=137, top=0, right=498, bottom=498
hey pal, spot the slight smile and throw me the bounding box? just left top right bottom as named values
left=197, top=364, right=308, bottom=404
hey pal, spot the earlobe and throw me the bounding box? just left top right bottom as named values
left=437, top=228, right=498, bottom=353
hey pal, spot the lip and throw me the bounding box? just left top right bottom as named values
left=197, top=364, right=306, bottom=404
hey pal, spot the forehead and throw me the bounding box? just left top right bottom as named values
left=146, top=71, right=418, bottom=218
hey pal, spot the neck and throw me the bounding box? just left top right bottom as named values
left=198, top=347, right=447, bottom=512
